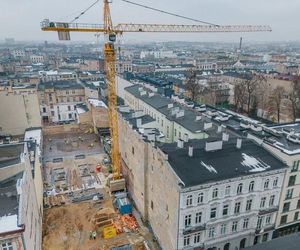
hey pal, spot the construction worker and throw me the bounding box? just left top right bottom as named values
left=92, top=231, right=97, bottom=240
left=89, top=231, right=93, bottom=240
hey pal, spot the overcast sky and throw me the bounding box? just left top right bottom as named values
left=1, top=0, right=300, bottom=43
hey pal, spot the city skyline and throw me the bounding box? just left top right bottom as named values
left=1, top=0, right=300, bottom=42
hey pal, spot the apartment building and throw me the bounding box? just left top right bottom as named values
left=248, top=122, right=300, bottom=238
left=0, top=142, right=42, bottom=250
left=0, top=85, right=41, bottom=135
left=38, top=80, right=85, bottom=123
left=118, top=107, right=287, bottom=250
left=30, top=55, right=44, bottom=64
left=124, top=85, right=215, bottom=143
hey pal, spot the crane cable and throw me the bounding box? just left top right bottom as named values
left=120, top=0, right=219, bottom=27
left=70, top=0, right=100, bottom=23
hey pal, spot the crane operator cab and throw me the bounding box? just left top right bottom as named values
left=109, top=33, right=116, bottom=43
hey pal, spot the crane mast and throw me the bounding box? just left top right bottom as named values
left=103, top=0, right=121, bottom=182
left=40, top=0, right=272, bottom=192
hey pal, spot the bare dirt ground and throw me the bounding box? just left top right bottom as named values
left=42, top=132, right=159, bottom=250
left=42, top=195, right=153, bottom=250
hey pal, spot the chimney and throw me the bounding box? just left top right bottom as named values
left=136, top=118, right=142, bottom=127
left=236, top=138, right=242, bottom=149
left=176, top=110, right=185, bottom=118
left=217, top=125, right=222, bottom=133
left=188, top=146, right=193, bottom=157
left=168, top=103, right=174, bottom=109
left=140, top=91, right=147, bottom=96
left=222, top=132, right=229, bottom=142
left=205, top=140, right=223, bottom=152
left=183, top=133, right=189, bottom=142
left=177, top=139, right=184, bottom=148
left=148, top=92, right=155, bottom=98
left=196, top=115, right=202, bottom=121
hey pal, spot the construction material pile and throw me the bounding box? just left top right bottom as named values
left=112, top=214, right=138, bottom=234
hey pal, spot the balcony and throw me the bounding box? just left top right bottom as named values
left=255, top=224, right=275, bottom=234
left=258, top=206, right=278, bottom=216
left=183, top=224, right=206, bottom=235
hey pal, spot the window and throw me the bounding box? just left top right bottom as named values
left=269, top=195, right=275, bottom=206
left=185, top=214, right=192, bottom=227
left=183, top=235, right=191, bottom=246
left=237, top=183, right=243, bottom=194
left=66, top=90, right=69, bottom=94
left=297, top=199, right=300, bottom=209
left=194, top=232, right=201, bottom=243
left=197, top=193, right=204, bottom=204
left=249, top=181, right=254, bottom=192
left=68, top=113, right=72, bottom=119
left=234, top=202, right=241, bottom=214
left=292, top=160, right=299, bottom=172
left=212, top=188, right=218, bottom=199
left=273, top=177, right=278, bottom=187
left=260, top=197, right=266, bottom=208
left=42, top=107, right=46, bottom=112
left=285, top=189, right=293, bottom=200
left=195, top=212, right=202, bottom=224
left=264, top=179, right=269, bottom=189
left=243, top=218, right=249, bottom=229
left=225, top=185, right=231, bottom=196
left=280, top=215, right=287, bottom=225
left=51, top=111, right=55, bottom=116
left=246, top=199, right=252, bottom=211
left=283, top=202, right=290, bottom=213
left=232, top=221, right=238, bottom=232
left=288, top=175, right=296, bottom=186
left=68, top=105, right=71, bottom=111
left=266, top=215, right=271, bottom=225
left=151, top=201, right=153, bottom=210
left=1, top=242, right=13, bottom=250
left=210, top=207, right=217, bottom=219
left=58, top=114, right=61, bottom=120
left=179, top=131, right=181, bottom=138
left=223, top=204, right=229, bottom=216
left=294, top=212, right=299, bottom=221
left=186, top=195, right=193, bottom=206
left=257, top=217, right=262, bottom=229
left=132, top=147, right=135, bottom=155
left=208, top=227, right=215, bottom=238
left=50, top=104, right=54, bottom=109
left=221, top=224, right=227, bottom=235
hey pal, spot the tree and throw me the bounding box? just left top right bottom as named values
left=269, top=86, right=284, bottom=123
left=288, top=80, right=300, bottom=121
left=185, top=68, right=201, bottom=102
left=245, top=74, right=267, bottom=114
left=234, top=82, right=247, bottom=112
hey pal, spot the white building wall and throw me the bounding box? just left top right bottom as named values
left=178, top=171, right=285, bottom=250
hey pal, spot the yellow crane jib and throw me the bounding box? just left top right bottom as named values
left=40, top=0, right=272, bottom=192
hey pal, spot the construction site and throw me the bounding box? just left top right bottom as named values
left=42, top=127, right=157, bottom=250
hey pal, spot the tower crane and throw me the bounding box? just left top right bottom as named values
left=41, top=0, right=271, bottom=192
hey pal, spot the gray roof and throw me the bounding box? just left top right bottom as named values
left=245, top=233, right=300, bottom=250
left=38, top=80, right=84, bottom=91
left=0, top=172, right=23, bottom=217
left=125, top=85, right=216, bottom=134
left=158, top=138, right=286, bottom=187
left=0, top=144, right=24, bottom=168
left=125, top=85, right=171, bottom=109
left=249, top=123, right=300, bottom=154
